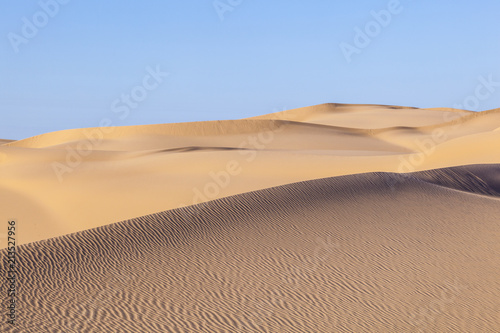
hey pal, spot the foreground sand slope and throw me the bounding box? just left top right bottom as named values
left=2, top=165, right=499, bottom=332
left=1, top=104, right=500, bottom=246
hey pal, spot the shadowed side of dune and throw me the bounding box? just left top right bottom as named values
left=410, top=164, right=500, bottom=196
left=2, top=165, right=500, bottom=332
left=0, top=139, right=14, bottom=145
left=378, top=164, right=500, bottom=197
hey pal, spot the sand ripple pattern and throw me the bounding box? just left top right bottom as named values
left=1, top=165, right=500, bottom=332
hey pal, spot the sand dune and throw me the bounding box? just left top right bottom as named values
left=1, top=103, right=499, bottom=331
left=249, top=103, right=473, bottom=128
left=1, top=104, right=500, bottom=246
left=0, top=139, right=14, bottom=145
left=2, top=165, right=499, bottom=332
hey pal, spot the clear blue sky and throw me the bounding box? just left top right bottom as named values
left=1, top=0, right=499, bottom=140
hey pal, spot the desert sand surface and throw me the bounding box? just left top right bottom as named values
left=1, top=103, right=500, bottom=332
left=0, top=139, right=14, bottom=145
left=1, top=103, right=500, bottom=246
left=2, top=166, right=500, bottom=332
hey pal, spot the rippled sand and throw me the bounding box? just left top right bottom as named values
left=1, top=104, right=499, bottom=331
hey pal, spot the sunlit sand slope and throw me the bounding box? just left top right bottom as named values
left=3, top=165, right=499, bottom=332
left=1, top=104, right=499, bottom=246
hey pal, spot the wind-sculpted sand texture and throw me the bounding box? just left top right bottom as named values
left=2, top=166, right=499, bottom=332
left=1, top=104, right=500, bottom=246
left=411, top=164, right=500, bottom=196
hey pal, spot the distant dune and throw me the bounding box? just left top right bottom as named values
left=0, top=139, right=14, bottom=145
left=1, top=104, right=500, bottom=246
left=1, top=104, right=499, bottom=332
